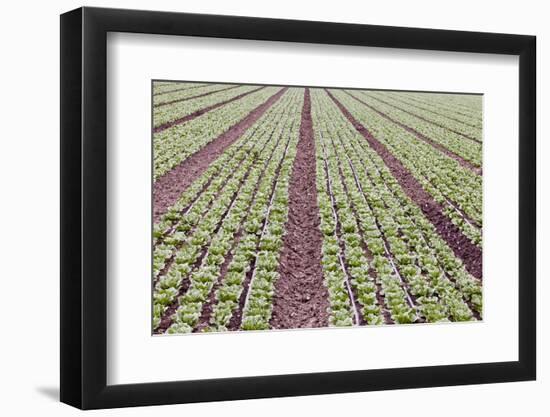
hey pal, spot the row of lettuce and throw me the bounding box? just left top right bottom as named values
left=153, top=89, right=304, bottom=332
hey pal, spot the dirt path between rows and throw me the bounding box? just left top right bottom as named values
left=153, top=87, right=287, bottom=223
left=344, top=91, right=482, bottom=175
left=269, top=88, right=330, bottom=329
left=327, top=90, right=482, bottom=280
left=154, top=85, right=241, bottom=108
left=153, top=86, right=266, bottom=133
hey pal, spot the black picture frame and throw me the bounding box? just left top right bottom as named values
left=60, top=6, right=536, bottom=410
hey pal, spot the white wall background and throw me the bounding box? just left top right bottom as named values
left=0, top=0, right=545, bottom=415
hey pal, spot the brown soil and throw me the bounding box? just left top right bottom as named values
left=364, top=93, right=482, bottom=144
left=327, top=90, right=482, bottom=281
left=344, top=91, right=482, bottom=175
left=331, top=164, right=365, bottom=326
left=153, top=87, right=287, bottom=223
left=153, top=86, right=266, bottom=133
left=269, top=88, right=330, bottom=329
left=153, top=83, right=208, bottom=97
left=154, top=85, right=241, bottom=108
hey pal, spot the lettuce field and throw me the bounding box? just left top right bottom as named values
left=152, top=81, right=483, bottom=334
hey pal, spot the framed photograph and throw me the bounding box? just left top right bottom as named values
left=60, top=6, right=536, bottom=409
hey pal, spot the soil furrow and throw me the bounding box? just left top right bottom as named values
left=364, top=93, right=482, bottom=144
left=153, top=86, right=266, bottom=133
left=269, top=88, right=329, bottom=329
left=154, top=85, right=241, bottom=108
left=327, top=90, right=482, bottom=281
left=153, top=87, right=288, bottom=223
left=344, top=91, right=482, bottom=175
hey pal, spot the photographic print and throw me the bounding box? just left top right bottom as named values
left=152, top=81, right=483, bottom=335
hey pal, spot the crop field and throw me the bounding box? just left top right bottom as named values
left=152, top=81, right=483, bottom=335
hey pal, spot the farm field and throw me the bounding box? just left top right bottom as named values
left=152, top=81, right=483, bottom=335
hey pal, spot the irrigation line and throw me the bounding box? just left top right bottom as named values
left=340, top=144, right=417, bottom=312
left=153, top=83, right=208, bottom=97
left=443, top=195, right=481, bottom=230
left=240, top=122, right=296, bottom=321
left=413, top=171, right=482, bottom=243
left=319, top=134, right=361, bottom=326
left=322, top=128, right=392, bottom=323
